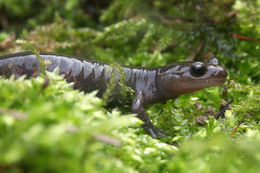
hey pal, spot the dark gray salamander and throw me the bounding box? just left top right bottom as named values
left=0, top=52, right=227, bottom=138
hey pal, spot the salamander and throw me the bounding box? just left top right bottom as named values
left=0, top=52, right=227, bottom=138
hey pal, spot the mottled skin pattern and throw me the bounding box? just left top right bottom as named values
left=0, top=52, right=227, bottom=138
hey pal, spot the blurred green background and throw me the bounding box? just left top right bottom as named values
left=0, top=0, right=259, bottom=172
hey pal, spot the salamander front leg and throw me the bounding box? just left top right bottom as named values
left=131, top=93, right=165, bottom=138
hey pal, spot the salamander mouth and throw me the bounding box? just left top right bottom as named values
left=183, top=77, right=227, bottom=90
left=203, top=77, right=227, bottom=85
left=165, top=76, right=227, bottom=96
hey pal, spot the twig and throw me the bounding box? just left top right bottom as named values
left=0, top=35, right=15, bottom=50
left=0, top=12, right=9, bottom=29
left=230, top=113, right=249, bottom=136
left=216, top=97, right=234, bottom=119
left=0, top=108, right=26, bottom=120
left=186, top=40, right=205, bottom=61
left=221, top=85, right=228, bottom=101
left=232, top=34, right=260, bottom=43
left=40, top=77, right=50, bottom=92
left=227, top=10, right=240, bottom=18
left=94, top=134, right=121, bottom=147
left=0, top=163, right=22, bottom=172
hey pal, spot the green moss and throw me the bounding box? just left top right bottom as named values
left=0, top=0, right=259, bottom=172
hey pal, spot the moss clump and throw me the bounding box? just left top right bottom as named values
left=0, top=0, right=259, bottom=172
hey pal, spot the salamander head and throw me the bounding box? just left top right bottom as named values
left=158, top=58, right=227, bottom=97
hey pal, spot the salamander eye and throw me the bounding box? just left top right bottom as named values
left=191, top=62, right=207, bottom=76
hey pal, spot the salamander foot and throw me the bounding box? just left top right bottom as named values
left=142, top=124, right=166, bottom=138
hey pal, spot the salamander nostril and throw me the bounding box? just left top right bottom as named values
left=212, top=68, right=227, bottom=78
left=216, top=69, right=227, bottom=78
left=221, top=70, right=228, bottom=77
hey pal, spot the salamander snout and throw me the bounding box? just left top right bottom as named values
left=207, top=58, right=227, bottom=79
left=214, top=67, right=227, bottom=78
